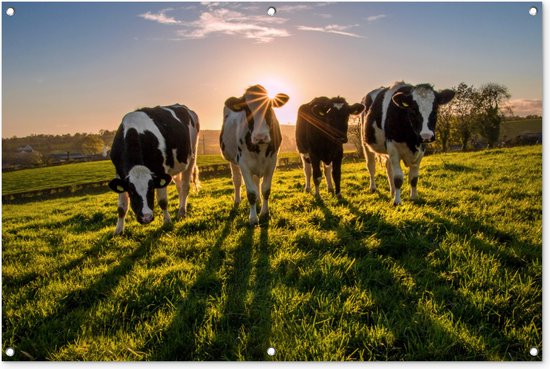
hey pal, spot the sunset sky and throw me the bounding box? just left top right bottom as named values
left=1, top=1, right=543, bottom=137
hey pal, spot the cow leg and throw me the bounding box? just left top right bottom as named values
left=331, top=154, right=343, bottom=198
left=409, top=164, right=420, bottom=200
left=114, top=192, right=129, bottom=235
left=259, top=170, right=274, bottom=219
left=311, top=156, right=323, bottom=197
left=230, top=163, right=242, bottom=205
left=365, top=147, right=377, bottom=193
left=388, top=151, right=404, bottom=205
left=324, top=163, right=334, bottom=194
left=385, top=158, right=395, bottom=197
left=240, top=167, right=260, bottom=226
left=157, top=187, right=171, bottom=225
left=174, top=171, right=191, bottom=218
left=300, top=154, right=312, bottom=193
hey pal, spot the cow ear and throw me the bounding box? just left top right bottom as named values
left=392, top=92, right=413, bottom=109
left=348, top=103, right=365, bottom=115
left=109, top=178, right=127, bottom=193
left=154, top=173, right=172, bottom=188
left=437, top=89, right=455, bottom=105
left=225, top=97, right=246, bottom=112
left=272, top=93, right=289, bottom=108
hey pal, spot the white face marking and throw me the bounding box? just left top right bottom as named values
left=333, top=103, right=344, bottom=110
left=412, top=89, right=436, bottom=138
left=245, top=91, right=272, bottom=143
left=128, top=165, right=153, bottom=215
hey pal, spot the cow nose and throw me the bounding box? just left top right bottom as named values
left=420, top=132, right=434, bottom=142
left=253, top=134, right=270, bottom=144
left=141, top=213, right=153, bottom=224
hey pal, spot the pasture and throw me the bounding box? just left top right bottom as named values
left=1, top=145, right=542, bottom=361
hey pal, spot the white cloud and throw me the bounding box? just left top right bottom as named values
left=276, top=5, right=315, bottom=13
left=367, top=14, right=387, bottom=22
left=178, top=8, right=290, bottom=43
left=139, top=9, right=181, bottom=25
left=139, top=6, right=290, bottom=43
left=316, top=13, right=333, bottom=19
left=297, top=24, right=364, bottom=38
left=503, top=99, right=542, bottom=116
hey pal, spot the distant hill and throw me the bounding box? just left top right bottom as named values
left=500, top=118, right=542, bottom=141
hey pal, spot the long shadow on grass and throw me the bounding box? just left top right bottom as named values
left=244, top=223, right=274, bottom=360
left=296, top=197, right=498, bottom=360
left=7, top=227, right=166, bottom=360
left=340, top=197, right=539, bottom=360
left=207, top=225, right=255, bottom=359
left=150, top=206, right=238, bottom=360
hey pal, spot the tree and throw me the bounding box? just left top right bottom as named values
left=437, top=103, right=456, bottom=152
left=474, top=83, right=511, bottom=148
left=347, top=115, right=363, bottom=154
left=80, top=135, right=105, bottom=155
left=450, top=83, right=478, bottom=151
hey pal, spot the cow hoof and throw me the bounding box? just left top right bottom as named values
left=393, top=201, right=402, bottom=206
left=249, top=219, right=259, bottom=227
left=328, top=188, right=335, bottom=194
left=177, top=209, right=187, bottom=219
left=304, top=187, right=311, bottom=193
left=369, top=188, right=376, bottom=194
left=335, top=193, right=342, bottom=200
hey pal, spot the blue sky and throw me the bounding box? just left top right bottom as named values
left=1, top=2, right=543, bottom=137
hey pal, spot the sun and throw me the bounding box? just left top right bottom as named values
left=258, top=77, right=289, bottom=100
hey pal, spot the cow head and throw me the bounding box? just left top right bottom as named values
left=225, top=84, right=289, bottom=145
left=392, top=84, right=455, bottom=143
left=108, top=165, right=172, bottom=224
left=311, top=97, right=365, bottom=143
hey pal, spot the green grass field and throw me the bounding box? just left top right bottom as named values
left=1, top=145, right=542, bottom=361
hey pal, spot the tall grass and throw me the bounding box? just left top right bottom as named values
left=1, top=145, right=542, bottom=361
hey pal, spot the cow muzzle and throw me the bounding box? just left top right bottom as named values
left=138, top=213, right=154, bottom=224
left=252, top=134, right=271, bottom=145
left=420, top=132, right=435, bottom=143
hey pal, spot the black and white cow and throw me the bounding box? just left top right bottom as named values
left=361, top=82, right=455, bottom=205
left=109, top=104, right=200, bottom=235
left=220, top=85, right=289, bottom=226
left=296, top=96, right=364, bottom=198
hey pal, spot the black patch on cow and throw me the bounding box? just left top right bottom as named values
left=117, top=207, right=126, bottom=218
left=239, top=138, right=244, bottom=145
left=137, top=106, right=192, bottom=168
left=410, top=177, right=418, bottom=188
left=221, top=141, right=226, bottom=152
left=263, top=188, right=271, bottom=200
left=170, top=104, right=192, bottom=127
left=247, top=191, right=257, bottom=205
left=238, top=146, right=242, bottom=153
left=363, top=88, right=388, bottom=146
left=394, top=177, right=403, bottom=190
left=158, top=198, right=168, bottom=210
